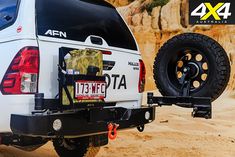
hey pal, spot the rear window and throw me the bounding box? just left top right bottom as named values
left=0, top=0, right=19, bottom=30
left=36, top=0, right=138, bottom=50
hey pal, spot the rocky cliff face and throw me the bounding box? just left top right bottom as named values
left=107, top=0, right=235, bottom=91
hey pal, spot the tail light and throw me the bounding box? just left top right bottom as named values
left=102, top=51, right=112, bottom=55
left=0, top=47, right=39, bottom=94
left=139, top=59, right=146, bottom=93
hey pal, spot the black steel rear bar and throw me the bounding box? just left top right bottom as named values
left=147, top=93, right=211, bottom=119
left=11, top=107, right=155, bottom=138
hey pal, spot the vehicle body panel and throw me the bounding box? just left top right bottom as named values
left=0, top=0, right=142, bottom=132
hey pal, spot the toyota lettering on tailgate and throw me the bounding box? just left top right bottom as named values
left=104, top=74, right=127, bottom=90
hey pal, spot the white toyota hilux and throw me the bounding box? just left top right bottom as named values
left=0, top=0, right=231, bottom=157
left=0, top=0, right=154, bottom=157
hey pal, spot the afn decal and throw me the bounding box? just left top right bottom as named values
left=45, top=30, right=67, bottom=38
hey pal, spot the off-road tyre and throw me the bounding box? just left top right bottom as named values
left=53, top=137, right=100, bottom=157
left=153, top=33, right=230, bottom=101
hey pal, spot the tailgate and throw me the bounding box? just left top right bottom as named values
left=37, top=38, right=141, bottom=103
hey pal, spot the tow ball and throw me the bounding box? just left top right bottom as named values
left=107, top=123, right=119, bottom=140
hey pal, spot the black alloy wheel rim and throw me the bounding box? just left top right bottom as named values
left=167, top=48, right=210, bottom=93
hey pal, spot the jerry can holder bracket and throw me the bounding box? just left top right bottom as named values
left=33, top=47, right=115, bottom=113
left=57, top=47, right=112, bottom=110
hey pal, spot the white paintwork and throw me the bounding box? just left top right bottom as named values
left=0, top=0, right=143, bottom=132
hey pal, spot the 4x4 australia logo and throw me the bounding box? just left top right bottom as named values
left=189, top=0, right=235, bottom=24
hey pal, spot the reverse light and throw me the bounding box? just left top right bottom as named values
left=139, top=59, right=146, bottom=93
left=0, top=47, right=39, bottom=94
left=145, top=111, right=150, bottom=120
left=53, top=119, right=62, bottom=131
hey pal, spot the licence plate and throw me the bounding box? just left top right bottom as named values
left=75, top=81, right=106, bottom=100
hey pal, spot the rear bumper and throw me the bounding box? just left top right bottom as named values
left=10, top=106, right=155, bottom=138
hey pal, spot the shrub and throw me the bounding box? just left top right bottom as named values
left=146, top=0, right=169, bottom=13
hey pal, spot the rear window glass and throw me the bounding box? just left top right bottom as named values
left=0, top=0, right=19, bottom=30
left=36, top=0, right=137, bottom=50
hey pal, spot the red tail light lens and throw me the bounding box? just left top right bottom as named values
left=102, top=51, right=112, bottom=55
left=0, top=47, right=39, bottom=95
left=139, top=59, right=146, bottom=93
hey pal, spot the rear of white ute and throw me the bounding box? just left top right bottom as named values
left=0, top=0, right=38, bottom=132
left=0, top=0, right=155, bottom=152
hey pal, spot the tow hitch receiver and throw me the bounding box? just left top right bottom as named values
left=147, top=93, right=211, bottom=119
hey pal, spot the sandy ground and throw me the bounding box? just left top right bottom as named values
left=1, top=91, right=235, bottom=157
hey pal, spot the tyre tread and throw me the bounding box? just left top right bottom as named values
left=153, top=33, right=230, bottom=101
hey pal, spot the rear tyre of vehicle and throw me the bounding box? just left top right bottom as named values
left=53, top=137, right=100, bottom=157
left=153, top=33, right=230, bottom=101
